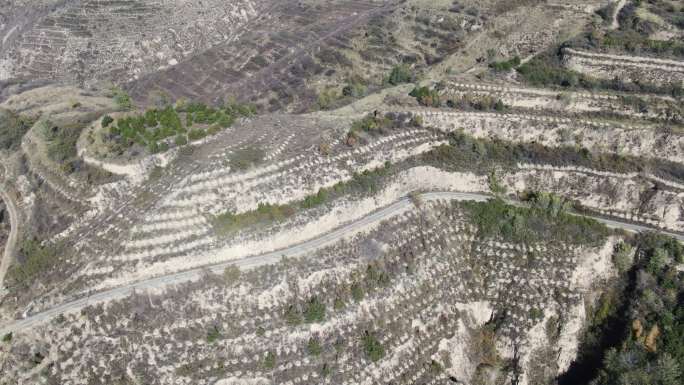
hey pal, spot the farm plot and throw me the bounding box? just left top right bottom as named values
left=71, top=113, right=446, bottom=286
left=562, top=48, right=684, bottom=88
left=0, top=0, right=262, bottom=86
left=412, top=109, right=684, bottom=164
left=440, top=81, right=683, bottom=123
left=1, top=199, right=615, bottom=385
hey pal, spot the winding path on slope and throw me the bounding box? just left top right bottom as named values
left=1, top=191, right=682, bottom=335
left=611, top=0, right=627, bottom=30
left=0, top=184, right=19, bottom=293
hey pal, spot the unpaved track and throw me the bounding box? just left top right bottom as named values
left=611, top=0, right=627, bottom=30
left=0, top=189, right=19, bottom=291
left=1, top=191, right=681, bottom=335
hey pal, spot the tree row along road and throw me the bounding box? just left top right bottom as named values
left=1, top=191, right=682, bottom=335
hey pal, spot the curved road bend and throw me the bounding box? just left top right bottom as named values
left=1, top=191, right=681, bottom=335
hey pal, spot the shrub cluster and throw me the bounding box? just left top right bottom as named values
left=489, top=56, right=521, bottom=72
left=107, top=100, right=254, bottom=154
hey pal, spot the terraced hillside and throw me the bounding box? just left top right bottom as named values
left=0, top=0, right=683, bottom=385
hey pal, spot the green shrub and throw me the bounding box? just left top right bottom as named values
left=387, top=64, right=413, bottom=85
left=301, top=189, right=328, bottom=209
left=351, top=283, right=365, bottom=302
left=112, top=87, right=132, bottom=110
left=263, top=351, right=276, bottom=369
left=612, top=242, right=634, bottom=272
left=256, top=326, right=265, bottom=337
left=409, top=86, right=440, bottom=107
left=0, top=108, right=33, bottom=151
left=361, top=331, right=385, bottom=362
left=206, top=326, right=220, bottom=343
left=307, top=337, right=322, bottom=356
left=284, top=304, right=302, bottom=326
left=2, top=332, right=11, bottom=343
left=350, top=114, right=393, bottom=136
left=342, top=81, right=367, bottom=98
left=9, top=239, right=63, bottom=286
left=489, top=56, right=521, bottom=71
left=101, top=115, right=114, bottom=128
left=529, top=308, right=544, bottom=321
left=174, top=135, right=187, bottom=146
left=187, top=128, right=206, bottom=141
left=303, top=297, right=326, bottom=323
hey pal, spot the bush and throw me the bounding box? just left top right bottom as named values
left=307, top=337, right=322, bottom=356
left=612, top=242, right=634, bottom=272
left=1, top=333, right=11, bottom=343
left=301, top=189, right=328, bottom=209
left=0, top=108, right=33, bottom=151
left=101, top=115, right=114, bottom=128
left=187, top=128, right=206, bottom=141
left=112, top=87, right=132, bottom=110
left=263, top=351, right=276, bottom=369
left=350, top=114, right=394, bottom=136
left=206, top=326, right=220, bottom=343
left=489, top=56, right=521, bottom=71
left=409, top=86, right=440, bottom=107
left=303, top=297, right=326, bottom=323
left=9, top=239, right=63, bottom=286
left=174, top=134, right=187, bottom=146
left=351, top=283, right=365, bottom=302
left=361, top=331, right=385, bottom=362
left=387, top=64, right=413, bottom=85
left=284, top=304, right=302, bottom=326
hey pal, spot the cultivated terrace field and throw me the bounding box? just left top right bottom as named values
left=0, top=1, right=683, bottom=385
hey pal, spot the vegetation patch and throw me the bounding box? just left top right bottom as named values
left=443, top=93, right=506, bottom=111
left=489, top=56, right=521, bottom=72
left=105, top=100, right=255, bottom=155
left=421, top=131, right=684, bottom=183
left=460, top=195, right=608, bottom=245
left=518, top=47, right=682, bottom=97
left=561, top=233, right=684, bottom=385
left=361, top=330, right=385, bottom=362
left=8, top=239, right=64, bottom=288
left=0, top=108, right=34, bottom=151
left=409, top=86, right=441, bottom=107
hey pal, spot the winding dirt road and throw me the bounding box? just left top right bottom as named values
left=0, top=189, right=19, bottom=292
